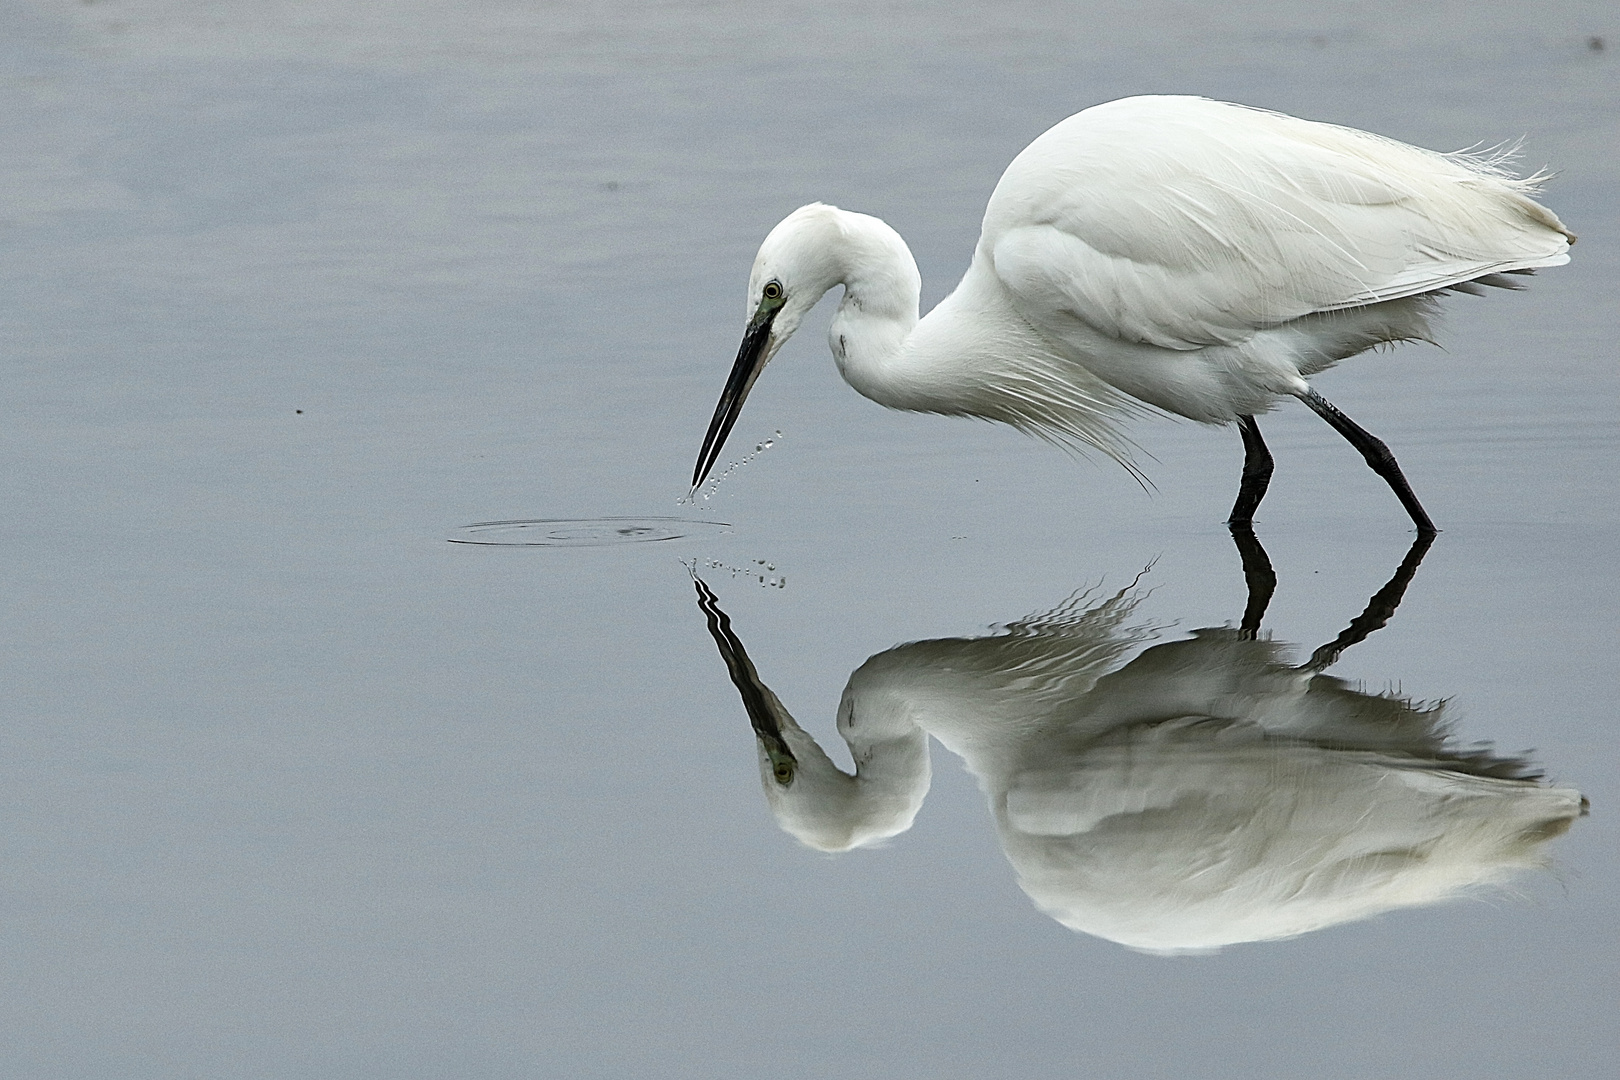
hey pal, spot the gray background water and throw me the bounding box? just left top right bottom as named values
left=2, top=1, right=1616, bottom=1076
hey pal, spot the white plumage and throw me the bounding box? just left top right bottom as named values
left=694, top=564, right=1586, bottom=954
left=693, top=96, right=1574, bottom=530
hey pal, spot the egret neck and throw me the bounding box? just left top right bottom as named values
left=692, top=97, right=1574, bottom=528
left=693, top=205, right=929, bottom=491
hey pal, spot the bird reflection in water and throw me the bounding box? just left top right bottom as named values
left=694, top=533, right=1586, bottom=954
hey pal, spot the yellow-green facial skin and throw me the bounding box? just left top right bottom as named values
left=769, top=753, right=795, bottom=787
left=751, top=279, right=786, bottom=326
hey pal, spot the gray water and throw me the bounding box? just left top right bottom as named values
left=2, top=1, right=1616, bottom=1076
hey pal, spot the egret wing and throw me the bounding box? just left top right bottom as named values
left=984, top=97, right=1572, bottom=350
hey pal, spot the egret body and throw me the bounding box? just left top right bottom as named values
left=693, top=96, right=1574, bottom=531
left=693, top=538, right=1586, bottom=953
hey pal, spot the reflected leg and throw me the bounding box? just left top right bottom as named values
left=1227, top=415, right=1274, bottom=527
left=1228, top=524, right=1277, bottom=639
left=1302, top=531, right=1437, bottom=671
left=1296, top=388, right=1437, bottom=534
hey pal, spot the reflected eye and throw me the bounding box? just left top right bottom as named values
left=773, top=760, right=795, bottom=785
left=762, top=280, right=783, bottom=301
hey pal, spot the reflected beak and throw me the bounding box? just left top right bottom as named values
left=692, top=306, right=777, bottom=491
left=692, top=574, right=797, bottom=771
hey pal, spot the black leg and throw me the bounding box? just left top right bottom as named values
left=1227, top=415, right=1274, bottom=527
left=1302, top=531, right=1436, bottom=671
left=1228, top=523, right=1276, bottom=639
left=1296, top=388, right=1437, bottom=534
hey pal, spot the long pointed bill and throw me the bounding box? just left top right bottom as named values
left=692, top=308, right=777, bottom=491
left=692, top=574, right=798, bottom=784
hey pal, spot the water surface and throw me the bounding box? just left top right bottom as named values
left=1, top=1, right=1615, bottom=1077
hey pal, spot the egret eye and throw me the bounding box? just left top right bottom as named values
left=773, top=760, right=794, bottom=785
left=762, top=280, right=783, bottom=301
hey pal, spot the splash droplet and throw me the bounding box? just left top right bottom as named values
left=692, top=431, right=785, bottom=501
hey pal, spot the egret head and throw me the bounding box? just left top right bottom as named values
left=750, top=687, right=932, bottom=854
left=718, top=602, right=931, bottom=853
left=691, top=204, right=851, bottom=490
left=692, top=571, right=930, bottom=852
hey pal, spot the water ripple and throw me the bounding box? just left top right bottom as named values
left=449, top=517, right=731, bottom=547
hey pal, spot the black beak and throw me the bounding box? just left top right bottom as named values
left=692, top=574, right=797, bottom=770
left=692, top=308, right=776, bottom=491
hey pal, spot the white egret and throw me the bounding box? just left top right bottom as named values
left=693, top=96, right=1575, bottom=531
left=693, top=537, right=1587, bottom=953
